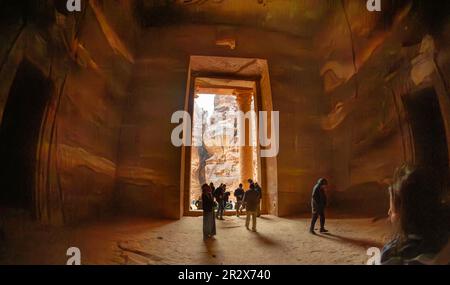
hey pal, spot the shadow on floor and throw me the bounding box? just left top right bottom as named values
left=202, top=237, right=221, bottom=263
left=117, top=241, right=168, bottom=265
left=253, top=231, right=279, bottom=246
left=317, top=232, right=384, bottom=249
left=258, top=216, right=273, bottom=220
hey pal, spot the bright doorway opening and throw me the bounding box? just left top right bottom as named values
left=189, top=77, right=260, bottom=212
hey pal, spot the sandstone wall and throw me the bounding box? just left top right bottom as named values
left=0, top=1, right=134, bottom=224
left=116, top=24, right=329, bottom=218
left=3, top=1, right=447, bottom=223
left=316, top=1, right=450, bottom=217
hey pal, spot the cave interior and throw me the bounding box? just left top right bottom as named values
left=0, top=0, right=449, bottom=264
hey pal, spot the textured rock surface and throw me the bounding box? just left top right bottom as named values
left=0, top=1, right=449, bottom=224
left=190, top=95, right=241, bottom=202
left=315, top=1, right=450, bottom=216
left=0, top=1, right=134, bottom=224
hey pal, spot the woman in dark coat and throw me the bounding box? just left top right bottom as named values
left=202, top=184, right=216, bottom=241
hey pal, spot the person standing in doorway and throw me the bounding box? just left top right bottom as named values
left=255, top=182, right=262, bottom=217
left=214, top=184, right=225, bottom=220
left=223, top=185, right=231, bottom=212
left=209, top=182, right=215, bottom=194
left=247, top=178, right=254, bottom=189
left=309, top=178, right=329, bottom=234
left=234, top=183, right=245, bottom=217
left=243, top=183, right=259, bottom=232
left=201, top=184, right=216, bottom=241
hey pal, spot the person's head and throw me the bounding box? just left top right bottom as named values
left=209, top=182, right=214, bottom=187
left=317, top=178, right=328, bottom=188
left=389, top=165, right=444, bottom=243
left=248, top=178, right=253, bottom=184
left=223, top=184, right=226, bottom=190
left=202, top=183, right=210, bottom=194
left=239, top=183, right=243, bottom=188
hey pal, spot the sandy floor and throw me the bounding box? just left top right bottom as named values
left=0, top=214, right=392, bottom=265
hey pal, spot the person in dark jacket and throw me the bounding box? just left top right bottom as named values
left=255, top=182, right=262, bottom=217
left=243, top=183, right=260, bottom=232
left=234, top=184, right=245, bottom=217
left=247, top=178, right=254, bottom=189
left=223, top=190, right=231, bottom=209
left=202, top=184, right=216, bottom=241
left=309, top=178, right=329, bottom=234
left=214, top=184, right=225, bottom=220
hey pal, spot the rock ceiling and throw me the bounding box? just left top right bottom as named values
left=135, top=0, right=335, bottom=38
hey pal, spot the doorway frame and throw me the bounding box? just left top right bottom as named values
left=184, top=73, right=263, bottom=216
left=180, top=56, right=278, bottom=217
left=388, top=53, right=450, bottom=201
